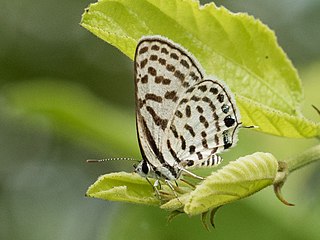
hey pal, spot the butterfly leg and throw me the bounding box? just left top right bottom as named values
left=154, top=179, right=161, bottom=189
left=147, top=177, right=174, bottom=200
left=179, top=167, right=204, bottom=180
left=180, top=178, right=196, bottom=189
left=174, top=180, right=178, bottom=187
left=145, top=177, right=162, bottom=199
left=165, top=180, right=180, bottom=199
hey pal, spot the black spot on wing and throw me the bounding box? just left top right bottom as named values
left=217, top=93, right=224, bottom=103
left=174, top=70, right=185, bottom=82
left=184, top=124, right=195, bottom=137
left=164, top=91, right=178, bottom=102
left=223, top=130, right=232, bottom=149
left=166, top=64, right=175, bottom=72
left=148, top=67, right=157, bottom=76
left=170, top=53, right=179, bottom=60
left=186, top=86, right=195, bottom=93
left=140, top=59, right=148, bottom=68
left=151, top=45, right=160, bottom=51
left=146, top=106, right=168, bottom=130
left=141, top=75, right=148, bottom=83
left=201, top=131, right=207, bottom=138
left=170, top=125, right=179, bottom=138
left=145, top=93, right=162, bottom=103
left=196, top=152, right=203, bottom=160
left=189, top=145, right=196, bottom=154
left=221, top=104, right=230, bottom=113
left=180, top=59, right=190, bottom=69
left=180, top=135, right=186, bottom=150
left=210, top=87, right=218, bottom=94
left=161, top=47, right=169, bottom=54
left=158, top=58, right=166, bottom=65
left=198, top=85, right=207, bottom=92
left=202, top=138, right=208, bottom=148
left=149, top=55, right=158, bottom=61
left=175, top=110, right=183, bottom=118
left=199, top=115, right=209, bottom=128
left=224, top=115, right=235, bottom=127
left=185, top=105, right=191, bottom=117
left=191, top=96, right=200, bottom=101
left=139, top=46, right=148, bottom=54
left=196, top=106, right=204, bottom=113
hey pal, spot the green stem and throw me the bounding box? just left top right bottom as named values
left=285, top=144, right=320, bottom=173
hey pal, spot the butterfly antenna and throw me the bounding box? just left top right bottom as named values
left=239, top=122, right=259, bottom=129
left=244, top=125, right=259, bottom=129
left=312, top=105, right=320, bottom=116
left=86, top=157, right=138, bottom=163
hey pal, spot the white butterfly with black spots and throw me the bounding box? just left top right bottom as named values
left=133, top=35, right=241, bottom=190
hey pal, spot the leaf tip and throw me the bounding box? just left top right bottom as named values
left=273, top=161, right=295, bottom=206
left=167, top=210, right=183, bottom=223
left=201, top=207, right=221, bottom=231
left=201, top=211, right=210, bottom=231
left=312, top=104, right=320, bottom=117
left=273, top=183, right=295, bottom=206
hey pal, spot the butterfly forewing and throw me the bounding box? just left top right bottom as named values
left=135, top=36, right=204, bottom=167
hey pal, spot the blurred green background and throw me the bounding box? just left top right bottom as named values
left=0, top=0, right=319, bottom=239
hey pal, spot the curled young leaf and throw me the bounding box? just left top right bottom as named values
left=86, top=172, right=160, bottom=205
left=183, top=152, right=278, bottom=215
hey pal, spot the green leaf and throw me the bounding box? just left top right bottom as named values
left=81, top=0, right=320, bottom=138
left=237, top=95, right=320, bottom=138
left=86, top=172, right=160, bottom=205
left=183, top=152, right=278, bottom=215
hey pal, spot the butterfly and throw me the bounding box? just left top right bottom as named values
left=133, top=35, right=242, bottom=192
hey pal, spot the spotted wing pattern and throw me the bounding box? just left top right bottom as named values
left=134, top=35, right=240, bottom=174
left=163, top=79, right=240, bottom=168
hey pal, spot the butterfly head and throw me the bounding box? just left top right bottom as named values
left=134, top=160, right=179, bottom=180
left=134, top=160, right=154, bottom=177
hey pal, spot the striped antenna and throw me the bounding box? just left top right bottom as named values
left=86, top=157, right=138, bottom=163
left=239, top=122, right=259, bottom=129
left=243, top=125, right=259, bottom=129
left=312, top=105, right=320, bottom=116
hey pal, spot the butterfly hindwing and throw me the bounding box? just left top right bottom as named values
left=163, top=79, right=240, bottom=167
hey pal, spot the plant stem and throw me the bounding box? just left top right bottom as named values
left=285, top=144, right=320, bottom=173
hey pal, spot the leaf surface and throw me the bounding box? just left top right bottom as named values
left=183, top=152, right=278, bottom=215
left=86, top=172, right=160, bottom=205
